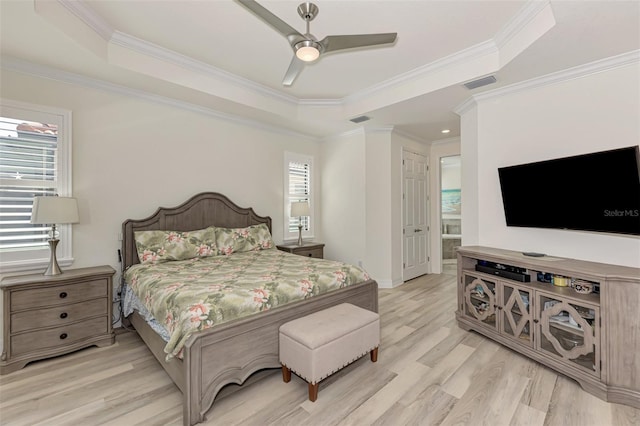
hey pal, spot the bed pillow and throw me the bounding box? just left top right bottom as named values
left=215, top=223, right=275, bottom=255
left=134, top=226, right=218, bottom=264
left=188, top=227, right=218, bottom=258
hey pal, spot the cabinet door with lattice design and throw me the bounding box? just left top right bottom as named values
left=462, top=273, right=498, bottom=330
left=500, top=283, right=533, bottom=347
left=536, top=292, right=600, bottom=377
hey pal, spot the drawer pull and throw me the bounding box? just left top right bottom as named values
left=60, top=333, right=68, bottom=340
left=60, top=312, right=68, bottom=319
left=308, top=253, right=313, bottom=257
left=59, top=292, right=68, bottom=299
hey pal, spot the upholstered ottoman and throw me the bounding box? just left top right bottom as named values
left=279, top=303, right=380, bottom=401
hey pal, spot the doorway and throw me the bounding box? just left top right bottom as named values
left=440, top=156, right=461, bottom=267
left=402, top=149, right=429, bottom=281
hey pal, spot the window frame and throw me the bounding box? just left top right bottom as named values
left=284, top=151, right=314, bottom=242
left=0, top=99, right=73, bottom=273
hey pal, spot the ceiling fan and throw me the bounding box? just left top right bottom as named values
left=236, top=0, right=398, bottom=86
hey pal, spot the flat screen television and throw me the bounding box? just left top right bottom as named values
left=498, top=146, right=640, bottom=236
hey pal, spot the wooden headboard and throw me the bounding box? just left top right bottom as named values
left=122, top=192, right=272, bottom=270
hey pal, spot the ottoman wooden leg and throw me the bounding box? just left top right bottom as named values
left=370, top=347, right=379, bottom=362
left=282, top=364, right=291, bottom=383
left=308, top=382, right=319, bottom=402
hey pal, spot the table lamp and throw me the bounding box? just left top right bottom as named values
left=31, top=196, right=79, bottom=276
left=290, top=201, right=310, bottom=246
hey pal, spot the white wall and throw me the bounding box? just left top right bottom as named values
left=364, top=130, right=394, bottom=286
left=321, top=131, right=366, bottom=266
left=0, top=70, right=322, bottom=284
left=320, top=128, right=428, bottom=287
left=459, top=62, right=640, bottom=267
left=319, top=129, right=388, bottom=283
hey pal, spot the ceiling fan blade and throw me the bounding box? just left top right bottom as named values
left=236, top=0, right=304, bottom=43
left=319, top=33, right=397, bottom=54
left=283, top=56, right=305, bottom=86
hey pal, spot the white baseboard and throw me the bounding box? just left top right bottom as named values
left=376, top=277, right=405, bottom=289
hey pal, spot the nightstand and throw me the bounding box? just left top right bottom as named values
left=277, top=242, right=325, bottom=259
left=0, top=265, right=116, bottom=374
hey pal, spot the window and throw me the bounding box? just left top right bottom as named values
left=0, top=100, right=72, bottom=273
left=284, top=152, right=313, bottom=241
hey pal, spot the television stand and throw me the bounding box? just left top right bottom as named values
left=456, top=245, right=640, bottom=409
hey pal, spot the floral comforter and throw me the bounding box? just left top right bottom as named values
left=124, top=248, right=370, bottom=359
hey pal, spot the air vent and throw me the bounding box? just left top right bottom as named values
left=350, top=115, right=371, bottom=124
left=464, top=75, right=497, bottom=90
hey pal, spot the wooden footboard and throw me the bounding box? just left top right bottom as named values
left=128, top=279, right=378, bottom=426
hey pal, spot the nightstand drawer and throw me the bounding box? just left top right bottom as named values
left=10, top=298, right=108, bottom=334
left=11, top=279, right=108, bottom=311
left=10, top=316, right=108, bottom=356
left=295, top=248, right=323, bottom=258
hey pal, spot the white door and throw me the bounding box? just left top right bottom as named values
left=403, top=150, right=429, bottom=281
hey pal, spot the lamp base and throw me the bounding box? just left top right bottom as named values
left=44, top=238, right=63, bottom=276
left=297, top=225, right=303, bottom=246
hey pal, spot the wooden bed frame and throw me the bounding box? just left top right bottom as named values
left=121, top=192, right=379, bottom=426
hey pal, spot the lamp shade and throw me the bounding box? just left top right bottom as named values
left=31, top=196, right=79, bottom=225
left=290, top=201, right=310, bottom=217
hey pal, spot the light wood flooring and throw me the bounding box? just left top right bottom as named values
left=1, top=266, right=639, bottom=426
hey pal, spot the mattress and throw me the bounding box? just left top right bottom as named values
left=122, top=283, right=171, bottom=342
left=123, top=248, right=369, bottom=359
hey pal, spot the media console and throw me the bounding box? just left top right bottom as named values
left=456, top=245, right=640, bottom=409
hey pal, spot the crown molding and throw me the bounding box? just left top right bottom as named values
left=431, top=136, right=461, bottom=146
left=473, top=49, right=640, bottom=104
left=298, top=99, right=342, bottom=106
left=322, top=125, right=426, bottom=144
left=31, top=0, right=561, bottom=137
left=344, top=39, right=498, bottom=105
left=453, top=97, right=477, bottom=116
left=109, top=31, right=299, bottom=106
left=43, top=0, right=549, bottom=114
left=45, top=0, right=330, bottom=109
left=50, top=0, right=297, bottom=106
left=493, top=0, right=551, bottom=49
left=365, top=126, right=396, bottom=134
left=56, top=0, right=113, bottom=41
left=391, top=128, right=428, bottom=144
left=343, top=0, right=552, bottom=106
left=453, top=49, right=640, bottom=116
left=1, top=57, right=320, bottom=142
left=322, top=128, right=366, bottom=142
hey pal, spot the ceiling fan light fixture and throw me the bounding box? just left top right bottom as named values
left=295, top=40, right=320, bottom=62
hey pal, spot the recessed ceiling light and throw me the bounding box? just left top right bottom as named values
left=441, top=129, right=450, bottom=134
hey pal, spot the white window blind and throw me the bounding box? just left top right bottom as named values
left=0, top=100, right=72, bottom=272
left=0, top=120, right=58, bottom=251
left=284, top=152, right=313, bottom=240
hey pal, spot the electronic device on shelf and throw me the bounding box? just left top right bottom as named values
left=475, top=260, right=530, bottom=282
